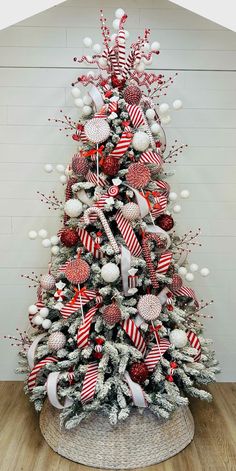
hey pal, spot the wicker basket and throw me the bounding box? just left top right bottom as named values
left=40, top=400, right=194, bottom=468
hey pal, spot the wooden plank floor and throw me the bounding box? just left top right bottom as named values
left=0, top=382, right=235, bottom=471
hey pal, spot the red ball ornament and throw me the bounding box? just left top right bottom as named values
left=60, top=228, right=79, bottom=247
left=102, top=156, right=120, bottom=176
left=129, top=362, right=149, bottom=384
left=111, top=74, right=126, bottom=90
left=64, top=256, right=90, bottom=284
left=156, top=214, right=174, bottom=231
left=170, top=273, right=183, bottom=291
left=126, top=162, right=151, bottom=189
left=102, top=303, right=121, bottom=325
left=72, top=154, right=89, bottom=176
left=124, top=85, right=142, bottom=105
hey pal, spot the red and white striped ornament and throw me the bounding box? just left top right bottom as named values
left=84, top=206, right=120, bottom=254
left=81, top=362, right=99, bottom=404
left=28, top=356, right=57, bottom=391
left=86, top=169, right=106, bottom=187
left=142, top=233, right=162, bottom=289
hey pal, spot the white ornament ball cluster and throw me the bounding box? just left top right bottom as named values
left=28, top=228, right=60, bottom=254
left=64, top=198, right=83, bottom=218
left=101, top=263, right=120, bottom=283
left=169, top=329, right=188, bottom=348
left=178, top=263, right=210, bottom=281
left=29, top=305, right=52, bottom=330
left=43, top=162, right=68, bottom=185
left=132, top=131, right=150, bottom=152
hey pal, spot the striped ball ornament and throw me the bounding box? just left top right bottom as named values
left=72, top=154, right=90, bottom=176
left=65, top=257, right=90, bottom=284
left=102, top=303, right=121, bottom=325
left=123, top=85, right=142, bottom=105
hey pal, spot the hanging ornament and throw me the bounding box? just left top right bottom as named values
left=121, top=202, right=140, bottom=221
left=48, top=332, right=66, bottom=351
left=169, top=329, right=188, bottom=348
left=64, top=256, right=90, bottom=284
left=72, top=154, right=90, bottom=176
left=129, top=362, right=149, bottom=384
left=156, top=214, right=174, bottom=231
left=132, top=131, right=150, bottom=152
left=84, top=118, right=110, bottom=144
left=60, top=228, right=79, bottom=247
left=102, top=156, right=120, bottom=176
left=93, top=337, right=105, bottom=359
left=102, top=303, right=121, bottom=325
left=170, top=273, right=183, bottom=291
left=64, top=199, right=83, bottom=218
left=101, top=263, right=120, bottom=282
left=123, top=85, right=142, bottom=105
left=138, top=294, right=162, bottom=321
left=126, top=162, right=151, bottom=189
left=40, top=274, right=56, bottom=291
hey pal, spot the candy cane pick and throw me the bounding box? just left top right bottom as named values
left=83, top=207, right=120, bottom=254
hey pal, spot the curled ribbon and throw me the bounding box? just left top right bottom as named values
left=69, top=286, right=89, bottom=305
left=83, top=145, right=104, bottom=159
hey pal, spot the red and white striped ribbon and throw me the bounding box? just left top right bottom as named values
left=173, top=285, right=199, bottom=307
left=139, top=151, right=163, bottom=167
left=156, top=251, right=172, bottom=274
left=77, top=228, right=103, bottom=259
left=77, top=305, right=99, bottom=349
left=126, top=103, right=145, bottom=128
left=151, top=194, right=168, bottom=218
left=186, top=330, right=201, bottom=361
left=115, top=209, right=142, bottom=257
left=57, top=260, right=70, bottom=275
left=86, top=169, right=106, bottom=187
left=155, top=180, right=170, bottom=196
left=121, top=318, right=146, bottom=355
left=144, top=339, right=170, bottom=372
left=108, top=131, right=132, bottom=159
left=81, top=362, right=99, bottom=404
left=28, top=356, right=57, bottom=391
left=61, top=289, right=97, bottom=319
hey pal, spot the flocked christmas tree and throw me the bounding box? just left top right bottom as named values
left=8, top=9, right=220, bottom=428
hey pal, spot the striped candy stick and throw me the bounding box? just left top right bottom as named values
left=86, top=169, right=106, bottom=187
left=28, top=356, right=57, bottom=391
left=115, top=210, right=142, bottom=257
left=186, top=330, right=201, bottom=361
left=81, top=362, right=99, bottom=404
left=144, top=339, right=170, bottom=372
left=117, top=28, right=126, bottom=70
left=121, top=318, right=146, bottom=355
left=77, top=305, right=99, bottom=349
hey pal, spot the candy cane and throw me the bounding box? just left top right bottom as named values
left=83, top=207, right=120, bottom=254
left=142, top=233, right=163, bottom=289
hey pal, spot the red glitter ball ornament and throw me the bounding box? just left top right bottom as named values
left=64, top=256, right=90, bottom=284
left=111, top=74, right=126, bottom=90
left=129, top=362, right=149, bottom=384
left=72, top=154, right=89, bottom=176
left=102, top=156, right=120, bottom=176
left=124, top=85, right=142, bottom=105
left=60, top=228, right=79, bottom=247
left=126, top=162, right=151, bottom=189
left=170, top=273, right=183, bottom=291
left=156, top=214, right=174, bottom=231
left=102, top=303, right=121, bottom=325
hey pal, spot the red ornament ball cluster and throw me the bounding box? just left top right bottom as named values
left=126, top=162, right=151, bottom=189
left=72, top=154, right=90, bottom=176
left=102, top=156, right=120, bottom=176
left=123, top=85, right=142, bottom=105
left=156, top=214, right=174, bottom=231
left=129, top=362, right=149, bottom=384
left=60, top=228, right=79, bottom=247
left=64, top=257, right=90, bottom=284
left=102, top=303, right=121, bottom=325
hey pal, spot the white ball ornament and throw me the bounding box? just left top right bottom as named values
left=151, top=41, right=160, bottom=51
left=44, top=164, right=53, bottom=173
left=132, top=131, right=150, bottom=152
left=173, top=99, right=183, bottom=110
left=50, top=235, right=59, bottom=246
left=113, top=18, right=120, bottom=30
left=135, top=62, right=145, bottom=73
left=42, top=238, right=51, bottom=248
left=190, top=263, right=199, bottom=273
left=115, top=8, right=125, bottom=18
left=39, top=307, right=49, bottom=318
left=64, top=199, right=83, bottom=218
left=33, top=315, right=43, bottom=326
left=28, top=304, right=38, bottom=315
left=101, top=263, right=120, bottom=283
left=169, top=329, right=188, bottom=348
left=169, top=192, right=178, bottom=201
left=180, top=189, right=190, bottom=199
left=200, top=267, right=210, bottom=277
left=83, top=94, right=93, bottom=106
left=71, top=87, right=81, bottom=98
left=28, top=230, right=37, bottom=240
left=38, top=229, right=48, bottom=239
left=74, top=98, right=84, bottom=108
left=173, top=204, right=181, bottom=213
left=83, top=37, right=93, bottom=47
left=93, top=43, right=102, bottom=54
left=185, top=272, right=194, bottom=282
left=98, top=57, right=108, bottom=68
left=42, top=319, right=52, bottom=330
left=145, top=108, right=155, bottom=120
left=60, top=175, right=67, bottom=184
left=161, top=115, right=171, bottom=125
left=178, top=266, right=187, bottom=276
left=56, top=164, right=65, bottom=173
left=159, top=103, right=169, bottom=115
left=150, top=122, right=161, bottom=135
left=48, top=332, right=66, bottom=351
left=82, top=105, right=92, bottom=117
left=51, top=246, right=60, bottom=256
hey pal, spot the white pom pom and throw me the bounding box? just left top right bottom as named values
left=56, top=164, right=65, bottom=173
left=161, top=115, right=171, bottom=125
left=135, top=62, right=145, bottom=73
left=173, top=99, right=183, bottom=110
left=150, top=122, right=161, bottom=135
left=71, top=87, right=81, bottom=98
left=143, top=42, right=150, bottom=52
left=28, top=230, right=37, bottom=240
left=190, top=263, right=199, bottom=272
left=83, top=94, right=93, bottom=106
left=38, top=229, right=47, bottom=239
left=113, top=18, right=120, bottom=30
left=42, top=238, right=51, bottom=248
left=39, top=307, right=49, bottom=318
left=169, top=329, right=188, bottom=348
left=180, top=189, right=190, bottom=198
left=64, top=199, right=83, bottom=218
left=44, top=164, right=53, bottom=173
left=132, top=131, right=150, bottom=152
left=83, top=37, right=93, bottom=47
left=169, top=192, right=178, bottom=201
left=51, top=245, right=60, bottom=255
left=115, top=8, right=125, bottom=18
left=82, top=105, right=92, bottom=116
left=178, top=266, right=187, bottom=276
left=59, top=175, right=67, bottom=184
left=124, top=30, right=130, bottom=39
left=185, top=272, right=194, bottom=282
left=145, top=108, right=155, bottom=120
left=151, top=41, right=160, bottom=51
left=33, top=315, right=43, bottom=326
left=74, top=98, right=84, bottom=108
left=93, top=43, right=102, bottom=53
left=42, top=319, right=52, bottom=330
left=50, top=235, right=59, bottom=246
left=101, top=263, right=120, bottom=282
left=173, top=204, right=181, bottom=213
left=28, top=304, right=38, bottom=315
left=200, top=267, right=210, bottom=277
left=159, top=103, right=169, bottom=115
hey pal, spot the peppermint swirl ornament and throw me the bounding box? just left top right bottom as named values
left=126, top=162, right=151, bottom=189
left=64, top=257, right=90, bottom=284
left=138, top=294, right=162, bottom=321
left=84, top=118, right=110, bottom=144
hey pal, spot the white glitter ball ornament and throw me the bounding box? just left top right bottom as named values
left=48, top=332, right=66, bottom=351
left=64, top=199, right=83, bottom=218
left=121, top=202, right=140, bottom=221
left=138, top=294, right=162, bottom=321
left=169, top=329, right=188, bottom=348
left=132, top=131, right=150, bottom=152
left=40, top=274, right=56, bottom=291
left=101, top=263, right=120, bottom=282
left=84, top=118, right=110, bottom=144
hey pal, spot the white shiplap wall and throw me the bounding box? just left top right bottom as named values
left=0, top=0, right=235, bottom=380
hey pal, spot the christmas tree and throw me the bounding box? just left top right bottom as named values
left=10, top=8, right=220, bottom=429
